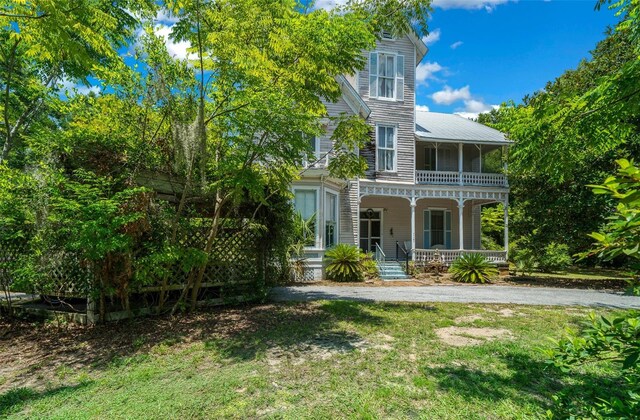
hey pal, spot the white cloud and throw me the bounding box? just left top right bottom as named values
left=60, top=78, right=100, bottom=96
left=416, top=104, right=430, bottom=112
left=431, top=85, right=471, bottom=105
left=313, top=0, right=348, bottom=10
left=454, top=100, right=499, bottom=119
left=432, top=0, right=515, bottom=12
left=156, top=10, right=179, bottom=25
left=416, top=61, right=444, bottom=86
left=154, top=24, right=193, bottom=60
left=450, top=41, right=463, bottom=50
left=422, top=28, right=441, bottom=46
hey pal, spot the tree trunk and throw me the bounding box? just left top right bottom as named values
left=189, top=191, right=224, bottom=311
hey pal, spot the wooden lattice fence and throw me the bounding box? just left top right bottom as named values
left=2, top=219, right=281, bottom=311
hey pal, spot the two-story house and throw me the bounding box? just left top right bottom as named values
left=292, top=32, right=511, bottom=281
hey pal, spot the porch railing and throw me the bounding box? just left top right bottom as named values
left=416, top=170, right=508, bottom=187
left=413, top=249, right=507, bottom=265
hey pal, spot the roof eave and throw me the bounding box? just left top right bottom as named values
left=336, top=75, right=371, bottom=119
left=415, top=133, right=514, bottom=146
left=407, top=31, right=428, bottom=64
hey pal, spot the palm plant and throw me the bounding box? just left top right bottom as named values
left=324, top=243, right=364, bottom=282
left=449, top=253, right=498, bottom=284
left=289, top=212, right=316, bottom=281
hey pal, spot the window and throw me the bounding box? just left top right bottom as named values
left=325, top=192, right=338, bottom=248
left=302, top=135, right=320, bottom=168
left=294, top=189, right=317, bottom=247
left=376, top=125, right=396, bottom=172
left=424, top=147, right=436, bottom=170
left=423, top=210, right=452, bottom=249
left=369, top=52, right=404, bottom=100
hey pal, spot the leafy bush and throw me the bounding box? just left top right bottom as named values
left=544, top=312, right=640, bottom=418
left=512, top=248, right=538, bottom=276
left=449, top=253, right=498, bottom=284
left=360, top=252, right=379, bottom=280
left=324, top=244, right=364, bottom=282
left=538, top=242, right=572, bottom=272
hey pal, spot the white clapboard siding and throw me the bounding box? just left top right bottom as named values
left=359, top=35, right=416, bottom=184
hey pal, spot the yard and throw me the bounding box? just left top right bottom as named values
left=0, top=301, right=625, bottom=418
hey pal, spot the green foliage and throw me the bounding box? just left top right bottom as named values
left=324, top=243, right=365, bottom=283
left=480, top=203, right=504, bottom=249
left=512, top=248, right=538, bottom=277
left=360, top=252, right=380, bottom=281
left=585, top=159, right=640, bottom=264
left=449, top=253, right=498, bottom=284
left=538, top=243, right=572, bottom=273
left=545, top=311, right=640, bottom=418
left=479, top=3, right=640, bottom=259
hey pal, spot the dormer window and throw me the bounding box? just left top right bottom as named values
left=381, top=31, right=393, bottom=40
left=369, top=52, right=404, bottom=101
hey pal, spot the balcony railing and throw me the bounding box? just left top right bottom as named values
left=416, top=170, right=508, bottom=187
left=414, top=249, right=507, bottom=265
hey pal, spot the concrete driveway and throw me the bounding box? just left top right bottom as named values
left=270, top=285, right=640, bottom=309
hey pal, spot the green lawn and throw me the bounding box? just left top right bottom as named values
left=0, top=302, right=624, bottom=419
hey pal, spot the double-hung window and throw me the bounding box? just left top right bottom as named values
left=369, top=52, right=404, bottom=100
left=293, top=189, right=318, bottom=247
left=325, top=192, right=338, bottom=248
left=376, top=125, right=396, bottom=172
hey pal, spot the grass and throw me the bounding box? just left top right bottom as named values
left=1, top=301, right=626, bottom=419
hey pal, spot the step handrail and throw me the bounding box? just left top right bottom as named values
left=395, top=241, right=410, bottom=275
left=375, top=243, right=386, bottom=276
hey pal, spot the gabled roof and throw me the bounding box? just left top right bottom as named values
left=415, top=111, right=511, bottom=145
left=337, top=75, right=371, bottom=119
left=407, top=32, right=428, bottom=64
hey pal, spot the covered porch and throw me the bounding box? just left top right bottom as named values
left=358, top=184, right=508, bottom=265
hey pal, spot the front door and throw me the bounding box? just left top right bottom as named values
left=359, top=210, right=382, bottom=253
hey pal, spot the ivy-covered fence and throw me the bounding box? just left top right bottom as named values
left=0, top=219, right=286, bottom=322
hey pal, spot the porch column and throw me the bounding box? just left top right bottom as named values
left=458, top=198, right=464, bottom=250
left=504, top=196, right=509, bottom=259
left=458, top=142, right=463, bottom=186
left=410, top=197, right=416, bottom=259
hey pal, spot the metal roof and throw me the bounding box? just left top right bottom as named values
left=415, top=111, right=511, bottom=144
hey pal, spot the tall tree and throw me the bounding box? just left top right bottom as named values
left=479, top=2, right=640, bottom=257
left=145, top=0, right=431, bottom=310
left=0, top=0, right=156, bottom=164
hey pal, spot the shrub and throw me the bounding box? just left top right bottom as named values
left=449, top=253, right=498, bottom=284
left=513, top=248, right=538, bottom=276
left=544, top=311, right=640, bottom=418
left=324, top=243, right=364, bottom=282
left=360, top=252, right=379, bottom=280
left=538, top=242, right=572, bottom=272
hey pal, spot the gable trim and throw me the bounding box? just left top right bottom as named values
left=337, top=75, right=371, bottom=119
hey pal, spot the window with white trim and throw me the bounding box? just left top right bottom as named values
left=376, top=125, right=396, bottom=172
left=301, top=135, right=320, bottom=168
left=369, top=52, right=404, bottom=100
left=293, top=188, right=318, bottom=247
left=325, top=191, right=338, bottom=248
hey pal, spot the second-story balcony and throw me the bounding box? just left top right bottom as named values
left=416, top=170, right=508, bottom=187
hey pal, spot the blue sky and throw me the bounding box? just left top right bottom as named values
left=418, top=0, right=620, bottom=117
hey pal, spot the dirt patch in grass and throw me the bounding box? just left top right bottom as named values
left=454, top=314, right=484, bottom=324
left=265, top=332, right=369, bottom=368
left=435, top=326, right=512, bottom=347
left=0, top=303, right=331, bottom=392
